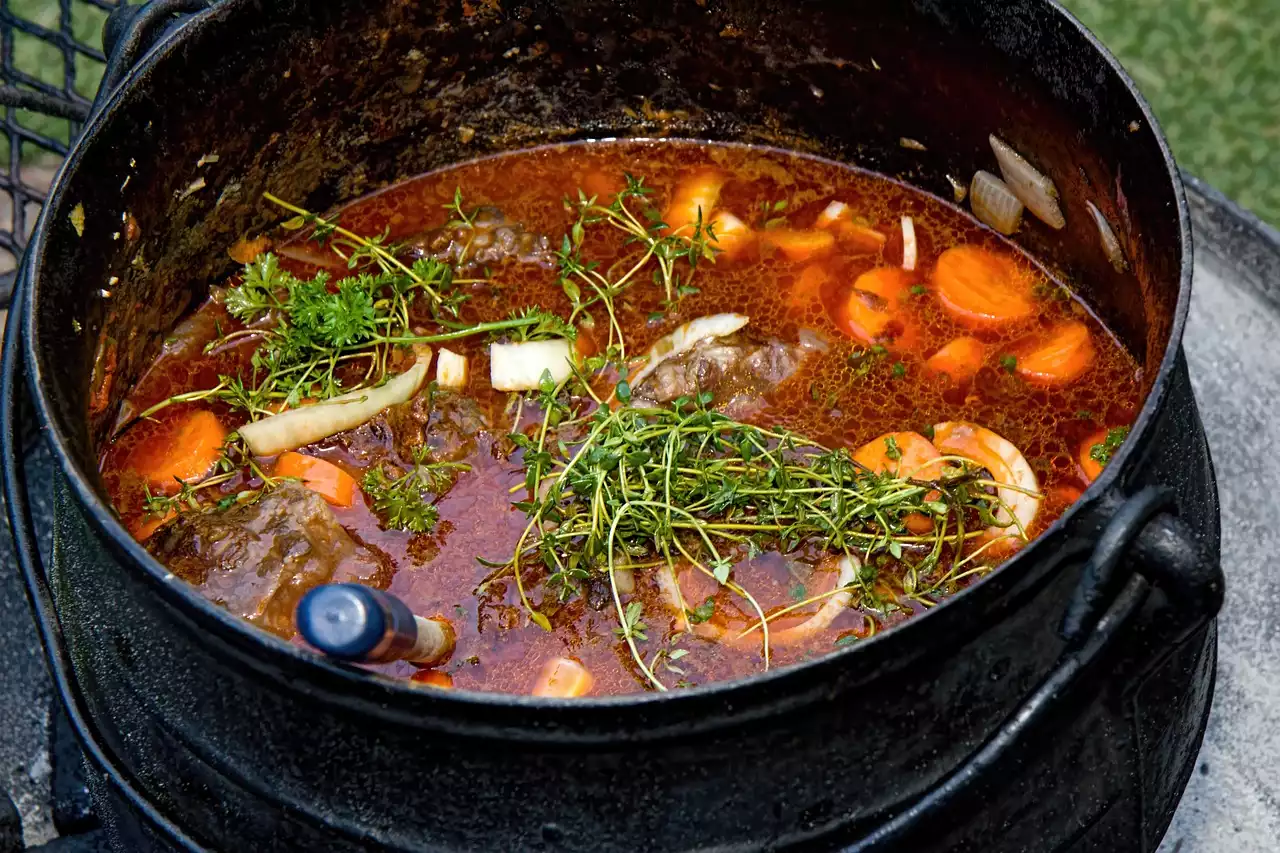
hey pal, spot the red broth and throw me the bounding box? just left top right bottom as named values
left=98, top=140, right=1141, bottom=695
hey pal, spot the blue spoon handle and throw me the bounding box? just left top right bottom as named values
left=295, top=584, right=453, bottom=666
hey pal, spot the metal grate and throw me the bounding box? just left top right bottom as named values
left=0, top=0, right=120, bottom=305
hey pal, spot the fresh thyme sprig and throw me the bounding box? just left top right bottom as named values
left=556, top=174, right=718, bottom=356
left=490, top=389, right=1024, bottom=690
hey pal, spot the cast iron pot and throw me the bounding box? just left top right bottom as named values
left=1, top=1, right=1225, bottom=851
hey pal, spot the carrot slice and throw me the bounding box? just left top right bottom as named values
left=933, top=246, right=1035, bottom=328
left=854, top=431, right=945, bottom=480
left=274, top=452, right=358, bottom=508
left=762, top=229, right=836, bottom=262
left=532, top=657, right=594, bottom=698
left=708, top=210, right=754, bottom=259
left=1077, top=429, right=1110, bottom=484
left=838, top=267, right=912, bottom=345
left=663, top=168, right=725, bottom=235
left=410, top=670, right=454, bottom=689
left=1013, top=320, right=1095, bottom=385
left=132, top=509, right=176, bottom=542
left=925, top=336, right=986, bottom=383
left=789, top=264, right=829, bottom=307
left=130, top=410, right=227, bottom=494
left=581, top=169, right=622, bottom=202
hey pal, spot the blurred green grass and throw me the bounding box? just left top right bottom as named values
left=4, top=0, right=1278, bottom=224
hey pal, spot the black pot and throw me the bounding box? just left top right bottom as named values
left=1, top=1, right=1224, bottom=851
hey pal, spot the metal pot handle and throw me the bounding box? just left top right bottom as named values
left=93, top=0, right=213, bottom=120
left=2, top=259, right=211, bottom=849
left=835, top=487, right=1223, bottom=852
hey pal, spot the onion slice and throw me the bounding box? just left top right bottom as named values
left=629, top=313, right=750, bottom=392
left=435, top=348, right=469, bottom=389
left=970, top=171, right=1024, bottom=236
left=239, top=353, right=431, bottom=456
left=1086, top=201, right=1128, bottom=272
left=990, top=135, right=1066, bottom=230
left=490, top=339, right=575, bottom=391
left=901, top=216, right=917, bottom=271
left=932, top=421, right=1041, bottom=544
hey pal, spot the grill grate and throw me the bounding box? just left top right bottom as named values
left=0, top=0, right=120, bottom=305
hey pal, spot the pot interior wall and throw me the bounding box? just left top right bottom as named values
left=34, top=0, right=1180, bottom=503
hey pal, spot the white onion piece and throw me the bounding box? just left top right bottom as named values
left=612, top=563, right=636, bottom=595
left=970, top=171, right=1024, bottom=236
left=656, top=554, right=860, bottom=647
left=629, top=313, right=750, bottom=391
left=990, top=135, right=1066, bottom=230
left=932, top=421, right=1041, bottom=543
left=815, top=201, right=849, bottom=229
left=490, top=339, right=574, bottom=391
left=435, top=348, right=469, bottom=389
left=901, top=216, right=917, bottom=271
left=1086, top=201, right=1128, bottom=272
left=239, top=354, right=431, bottom=456
left=797, top=327, right=830, bottom=353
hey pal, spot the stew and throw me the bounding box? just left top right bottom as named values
left=98, top=140, right=1140, bottom=695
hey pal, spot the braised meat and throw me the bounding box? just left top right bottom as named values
left=400, top=206, right=552, bottom=270
left=632, top=334, right=804, bottom=409
left=147, top=482, right=390, bottom=638
left=321, top=388, right=489, bottom=466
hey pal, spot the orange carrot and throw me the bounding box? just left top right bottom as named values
left=813, top=201, right=888, bottom=254
left=410, top=670, right=454, bottom=689
left=1077, top=429, right=1109, bottom=484
left=854, top=431, right=945, bottom=480
left=228, top=235, right=272, bottom=264
left=933, top=246, right=1035, bottom=328
left=131, top=410, right=227, bottom=494
left=663, top=168, right=725, bottom=235
left=789, top=264, right=829, bottom=307
left=708, top=210, right=754, bottom=259
left=274, top=452, right=358, bottom=508
left=532, top=657, right=594, bottom=698
left=762, top=228, right=836, bottom=262
left=925, top=336, right=986, bottom=383
left=581, top=169, right=622, bottom=202
left=1013, top=320, right=1096, bottom=386
left=574, top=325, right=599, bottom=360
left=132, top=510, right=176, bottom=542
left=838, top=267, right=912, bottom=345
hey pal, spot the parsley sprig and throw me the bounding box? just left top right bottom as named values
left=362, top=447, right=470, bottom=533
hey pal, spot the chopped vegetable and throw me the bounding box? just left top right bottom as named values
left=708, top=210, right=754, bottom=259
left=489, top=339, right=574, bottom=391
left=837, top=267, right=913, bottom=346
left=238, top=354, right=432, bottom=456
left=435, top=348, right=469, bottom=389
left=628, top=313, right=749, bottom=391
left=1013, top=321, right=1096, bottom=386
left=410, top=669, right=454, bottom=689
left=970, top=170, right=1024, bottom=235
left=132, top=509, right=176, bottom=542
left=989, top=135, right=1065, bottom=230
left=932, top=421, right=1041, bottom=545
left=273, top=452, right=357, bottom=508
left=227, top=235, right=272, bottom=264
left=925, top=337, right=985, bottom=383
left=900, top=216, right=918, bottom=271
left=933, top=246, right=1035, bottom=328
left=814, top=200, right=849, bottom=229
left=130, top=410, right=227, bottom=494
left=761, top=228, right=836, bottom=262
left=854, top=431, right=944, bottom=480
left=1086, top=200, right=1128, bottom=272
left=814, top=201, right=888, bottom=253
left=737, top=555, right=860, bottom=647
left=532, top=657, right=594, bottom=698
left=663, top=168, right=725, bottom=235
left=1080, top=426, right=1130, bottom=482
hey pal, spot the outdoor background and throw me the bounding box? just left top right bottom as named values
left=5, top=0, right=1279, bottom=225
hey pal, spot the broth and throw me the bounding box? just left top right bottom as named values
left=98, top=140, right=1141, bottom=695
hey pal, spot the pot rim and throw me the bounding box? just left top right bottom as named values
left=18, top=0, right=1193, bottom=714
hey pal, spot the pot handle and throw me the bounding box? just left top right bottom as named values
left=837, top=486, right=1223, bottom=852
left=93, top=0, right=213, bottom=118
left=0, top=259, right=211, bottom=851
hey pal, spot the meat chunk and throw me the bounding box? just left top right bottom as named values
left=319, top=388, right=489, bottom=467
left=147, top=482, right=390, bottom=638
left=400, top=206, right=553, bottom=270
left=632, top=333, right=804, bottom=409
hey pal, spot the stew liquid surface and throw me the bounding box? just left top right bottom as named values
left=99, top=141, right=1141, bottom=695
